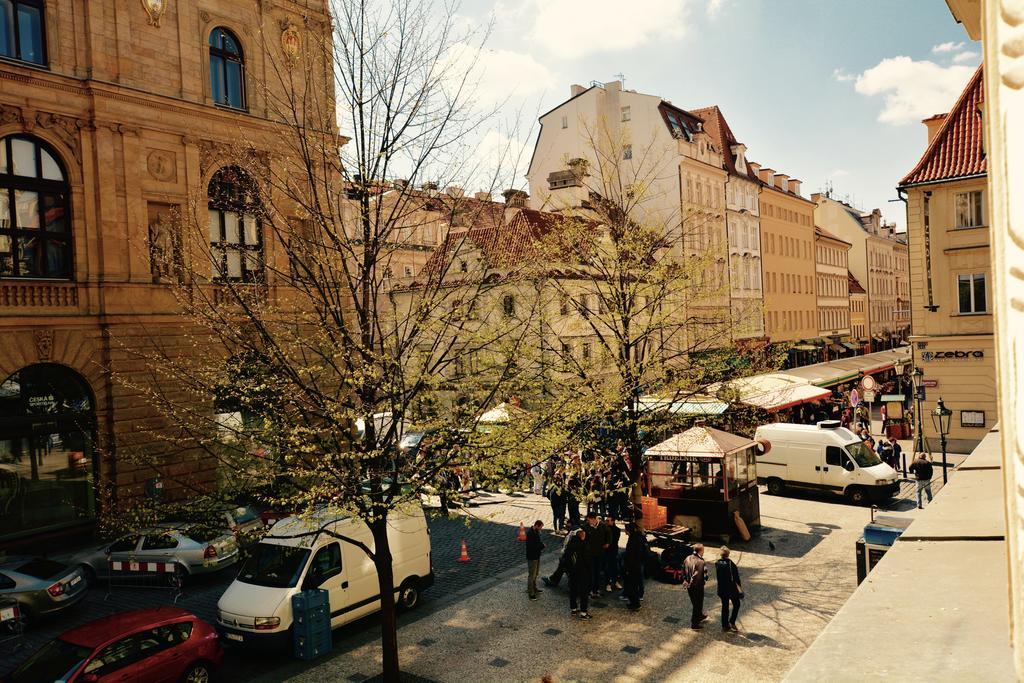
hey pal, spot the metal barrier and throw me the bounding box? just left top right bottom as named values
left=0, top=598, right=24, bottom=651
left=105, top=559, right=184, bottom=603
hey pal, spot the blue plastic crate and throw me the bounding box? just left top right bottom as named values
left=294, top=631, right=332, bottom=661
left=863, top=523, right=905, bottom=547
left=291, top=589, right=329, bottom=612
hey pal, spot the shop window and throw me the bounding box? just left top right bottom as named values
left=0, top=0, right=46, bottom=65
left=0, top=135, right=71, bottom=279
left=0, top=363, right=96, bottom=543
left=209, top=27, right=246, bottom=110
left=208, top=166, right=263, bottom=282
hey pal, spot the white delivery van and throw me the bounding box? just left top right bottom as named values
left=216, top=507, right=432, bottom=649
left=753, top=421, right=900, bottom=504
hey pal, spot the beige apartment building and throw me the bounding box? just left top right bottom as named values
left=693, top=106, right=766, bottom=342
left=526, top=81, right=730, bottom=349
left=814, top=227, right=852, bottom=351
left=848, top=273, right=868, bottom=344
left=898, top=65, right=992, bottom=453
left=759, top=169, right=818, bottom=349
left=813, top=195, right=910, bottom=350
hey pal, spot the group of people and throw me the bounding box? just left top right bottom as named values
left=525, top=514, right=746, bottom=633
left=535, top=444, right=634, bottom=533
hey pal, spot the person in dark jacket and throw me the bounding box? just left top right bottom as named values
left=683, top=544, right=708, bottom=629
left=526, top=520, right=545, bottom=600
left=583, top=513, right=608, bottom=598
left=622, top=523, right=646, bottom=610
left=548, top=476, right=566, bottom=532
left=909, top=453, right=934, bottom=508
left=715, top=546, right=743, bottom=632
left=566, top=528, right=592, bottom=619
left=603, top=516, right=621, bottom=592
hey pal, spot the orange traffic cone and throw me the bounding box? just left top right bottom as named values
left=458, top=539, right=470, bottom=563
left=517, top=522, right=527, bottom=541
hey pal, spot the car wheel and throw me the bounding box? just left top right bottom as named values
left=846, top=487, right=868, bottom=505
left=181, top=661, right=212, bottom=683
left=398, top=578, right=420, bottom=611
left=766, top=478, right=785, bottom=495
left=80, top=564, right=97, bottom=588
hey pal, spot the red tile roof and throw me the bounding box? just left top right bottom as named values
left=900, top=65, right=985, bottom=186
left=691, top=105, right=742, bottom=176
left=847, top=272, right=866, bottom=294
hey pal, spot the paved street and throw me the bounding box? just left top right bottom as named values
left=0, top=454, right=950, bottom=682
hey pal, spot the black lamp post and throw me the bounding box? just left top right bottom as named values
left=912, top=367, right=925, bottom=458
left=931, top=397, right=953, bottom=485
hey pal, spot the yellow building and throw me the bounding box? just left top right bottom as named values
left=757, top=167, right=818, bottom=352
left=814, top=227, right=852, bottom=353
left=899, top=65, right=992, bottom=453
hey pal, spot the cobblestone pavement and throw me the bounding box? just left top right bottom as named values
left=0, top=493, right=555, bottom=681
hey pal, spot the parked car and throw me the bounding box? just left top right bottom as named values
left=72, top=524, right=239, bottom=585
left=0, top=556, right=87, bottom=624
left=220, top=505, right=264, bottom=538
left=217, top=507, right=433, bottom=649
left=5, top=607, right=222, bottom=683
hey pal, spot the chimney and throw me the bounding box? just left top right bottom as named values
left=923, top=113, right=947, bottom=145
left=811, top=192, right=823, bottom=204
left=421, top=181, right=439, bottom=196
left=774, top=173, right=790, bottom=191
left=570, top=84, right=586, bottom=97
left=503, top=188, right=528, bottom=208
left=789, top=178, right=802, bottom=196
left=758, top=167, right=775, bottom=185
left=474, top=191, right=491, bottom=202
left=445, top=185, right=464, bottom=198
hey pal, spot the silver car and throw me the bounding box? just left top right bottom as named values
left=73, top=524, right=240, bottom=584
left=0, top=556, right=88, bottom=624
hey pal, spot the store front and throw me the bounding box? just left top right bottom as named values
left=0, top=364, right=97, bottom=544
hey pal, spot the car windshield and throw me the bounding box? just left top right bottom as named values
left=10, top=638, right=93, bottom=683
left=846, top=441, right=882, bottom=468
left=15, top=558, right=67, bottom=580
left=237, top=543, right=310, bottom=588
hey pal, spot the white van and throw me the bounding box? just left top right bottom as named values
left=753, top=421, right=900, bottom=504
left=216, top=507, right=432, bottom=648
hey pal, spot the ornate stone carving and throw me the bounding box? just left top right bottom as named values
left=198, top=139, right=270, bottom=178
left=0, top=103, right=22, bottom=126
left=33, top=111, right=85, bottom=162
left=33, top=329, right=54, bottom=361
left=146, top=150, right=176, bottom=182
left=141, top=0, right=168, bottom=27
left=147, top=203, right=182, bottom=284
left=199, top=10, right=210, bottom=23
left=281, top=21, right=301, bottom=67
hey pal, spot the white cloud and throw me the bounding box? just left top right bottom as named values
left=832, top=68, right=856, bottom=83
left=528, top=0, right=689, bottom=59
left=445, top=44, right=557, bottom=109
left=932, top=41, right=965, bottom=53
left=830, top=168, right=849, bottom=178
left=707, top=0, right=726, bottom=17
left=952, top=50, right=980, bottom=64
left=848, top=56, right=975, bottom=125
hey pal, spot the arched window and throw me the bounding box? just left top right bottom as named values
left=208, top=167, right=262, bottom=282
left=0, top=363, right=96, bottom=541
left=0, top=0, right=46, bottom=65
left=0, top=135, right=71, bottom=279
left=209, top=27, right=245, bottom=110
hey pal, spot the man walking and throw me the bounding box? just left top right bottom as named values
left=583, top=513, right=608, bottom=598
left=548, top=476, right=566, bottom=533
left=526, top=520, right=545, bottom=600
left=622, top=523, right=646, bottom=611
left=603, top=515, right=622, bottom=593
left=566, top=528, right=592, bottom=619
left=909, top=453, right=934, bottom=508
left=889, top=436, right=905, bottom=475
left=683, top=544, right=709, bottom=630
left=715, top=546, right=743, bottom=632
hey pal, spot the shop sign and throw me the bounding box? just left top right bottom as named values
left=920, top=350, right=984, bottom=361
left=923, top=379, right=939, bottom=388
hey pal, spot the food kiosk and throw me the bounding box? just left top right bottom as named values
left=644, top=423, right=762, bottom=540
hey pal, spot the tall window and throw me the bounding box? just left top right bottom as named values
left=622, top=144, right=632, bottom=160
left=957, top=273, right=987, bottom=314
left=209, top=27, right=245, bottom=109
left=0, top=0, right=45, bottom=65
left=0, top=135, right=71, bottom=279
left=621, top=106, right=631, bottom=122
left=954, top=191, right=984, bottom=228
left=208, top=167, right=262, bottom=282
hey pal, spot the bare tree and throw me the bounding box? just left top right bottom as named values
left=112, top=1, right=549, bottom=679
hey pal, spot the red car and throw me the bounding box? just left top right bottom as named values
left=6, top=607, right=223, bottom=683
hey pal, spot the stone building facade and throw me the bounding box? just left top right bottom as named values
left=0, top=0, right=335, bottom=549
left=813, top=227, right=852, bottom=348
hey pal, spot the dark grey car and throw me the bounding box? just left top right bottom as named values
left=0, top=557, right=87, bottom=624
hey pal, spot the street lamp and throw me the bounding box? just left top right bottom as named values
left=931, top=398, right=953, bottom=485
left=912, top=367, right=925, bottom=458
left=893, top=358, right=905, bottom=397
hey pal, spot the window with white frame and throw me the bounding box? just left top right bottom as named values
left=954, top=191, right=984, bottom=228
left=621, top=106, right=631, bottom=122
left=957, top=273, right=987, bottom=314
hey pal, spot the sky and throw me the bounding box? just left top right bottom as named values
left=452, top=0, right=981, bottom=232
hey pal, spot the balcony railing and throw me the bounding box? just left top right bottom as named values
left=0, top=282, right=79, bottom=308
